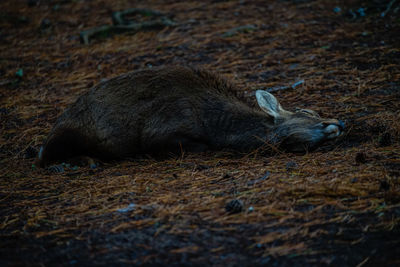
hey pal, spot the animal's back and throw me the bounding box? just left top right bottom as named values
left=91, top=66, right=241, bottom=104
left=37, top=66, right=255, bottom=166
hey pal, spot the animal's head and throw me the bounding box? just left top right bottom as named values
left=256, top=90, right=345, bottom=152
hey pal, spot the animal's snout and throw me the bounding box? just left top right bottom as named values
left=321, top=120, right=345, bottom=139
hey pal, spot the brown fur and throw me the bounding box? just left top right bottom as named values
left=37, top=66, right=344, bottom=166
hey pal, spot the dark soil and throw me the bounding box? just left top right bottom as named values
left=1, top=0, right=399, bottom=266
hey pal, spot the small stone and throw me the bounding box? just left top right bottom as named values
left=225, top=199, right=243, bottom=214
left=355, top=152, right=367, bottom=164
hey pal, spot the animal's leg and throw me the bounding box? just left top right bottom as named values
left=37, top=126, right=101, bottom=167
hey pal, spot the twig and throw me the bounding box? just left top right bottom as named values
left=291, top=79, right=305, bottom=89
left=222, top=24, right=257, bottom=38
left=265, top=79, right=304, bottom=93
left=356, top=256, right=370, bottom=267
left=80, top=19, right=176, bottom=44
left=112, top=8, right=165, bottom=25
left=80, top=8, right=176, bottom=44
left=247, top=171, right=270, bottom=186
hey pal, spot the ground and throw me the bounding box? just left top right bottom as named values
left=1, top=0, right=400, bottom=266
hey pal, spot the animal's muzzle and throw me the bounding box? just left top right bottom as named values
left=322, top=119, right=345, bottom=139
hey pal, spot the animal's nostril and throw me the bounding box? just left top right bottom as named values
left=338, top=120, right=345, bottom=130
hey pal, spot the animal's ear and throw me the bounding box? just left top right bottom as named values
left=256, top=90, right=286, bottom=120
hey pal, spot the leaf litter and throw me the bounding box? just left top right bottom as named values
left=0, top=0, right=399, bottom=265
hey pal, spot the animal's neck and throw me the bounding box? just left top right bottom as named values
left=203, top=102, right=275, bottom=151
left=227, top=114, right=274, bottom=151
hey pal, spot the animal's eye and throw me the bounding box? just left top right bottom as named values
left=295, top=108, right=320, bottom=117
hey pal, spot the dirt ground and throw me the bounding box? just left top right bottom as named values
left=1, top=0, right=399, bottom=266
